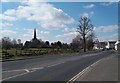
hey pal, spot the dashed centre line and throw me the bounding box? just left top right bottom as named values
left=2, top=62, right=65, bottom=81
left=47, top=62, right=65, bottom=67
left=2, top=53, right=101, bottom=81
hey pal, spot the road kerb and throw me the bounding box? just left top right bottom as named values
left=67, top=57, right=108, bottom=83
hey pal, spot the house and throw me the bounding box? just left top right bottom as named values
left=93, top=43, right=99, bottom=49
left=115, top=40, right=120, bottom=50
left=24, top=41, right=31, bottom=48
left=93, top=41, right=117, bottom=50
left=93, top=42, right=106, bottom=50
left=105, top=41, right=116, bottom=49
left=100, top=42, right=107, bottom=49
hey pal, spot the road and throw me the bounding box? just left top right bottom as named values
left=77, top=53, right=118, bottom=81
left=2, top=50, right=116, bottom=82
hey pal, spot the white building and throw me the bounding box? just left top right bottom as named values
left=93, top=42, right=106, bottom=50
left=115, top=40, right=120, bottom=50
left=93, top=41, right=117, bottom=50
left=105, top=41, right=116, bottom=49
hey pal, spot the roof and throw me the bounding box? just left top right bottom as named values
left=99, top=42, right=106, bottom=44
left=108, top=41, right=116, bottom=44
left=115, top=40, right=120, bottom=45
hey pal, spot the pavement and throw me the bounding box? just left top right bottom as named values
left=76, top=52, right=118, bottom=81
left=1, top=50, right=117, bottom=82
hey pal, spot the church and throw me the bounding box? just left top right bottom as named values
left=24, top=28, right=41, bottom=48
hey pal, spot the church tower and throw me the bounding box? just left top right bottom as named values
left=34, top=28, right=37, bottom=39
left=25, top=28, right=40, bottom=48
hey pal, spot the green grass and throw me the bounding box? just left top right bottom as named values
left=1, top=48, right=82, bottom=60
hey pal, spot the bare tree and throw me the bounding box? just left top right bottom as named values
left=71, top=35, right=83, bottom=50
left=2, top=37, right=12, bottom=51
left=12, top=39, right=17, bottom=48
left=0, top=39, right=2, bottom=48
left=17, top=39, right=21, bottom=44
left=56, top=41, right=62, bottom=48
left=77, top=16, right=94, bottom=52
left=86, top=32, right=96, bottom=50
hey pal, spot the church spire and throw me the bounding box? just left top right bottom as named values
left=34, top=28, right=37, bottom=39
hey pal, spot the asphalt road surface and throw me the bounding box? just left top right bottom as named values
left=2, top=50, right=116, bottom=82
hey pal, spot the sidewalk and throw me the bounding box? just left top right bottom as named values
left=77, top=54, right=118, bottom=81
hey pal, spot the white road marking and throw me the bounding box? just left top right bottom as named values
left=67, top=54, right=116, bottom=82
left=67, top=59, right=104, bottom=83
left=47, top=62, right=65, bottom=67
left=3, top=69, right=26, bottom=73
left=2, top=71, right=29, bottom=81
left=2, top=62, right=64, bottom=81
left=2, top=52, right=106, bottom=81
left=24, top=69, right=30, bottom=73
left=2, top=53, right=100, bottom=81
left=31, top=67, right=44, bottom=70
left=2, top=67, right=44, bottom=81
left=2, top=62, right=65, bottom=80
left=2, top=62, right=63, bottom=81
left=3, top=67, right=44, bottom=73
left=48, top=63, right=60, bottom=67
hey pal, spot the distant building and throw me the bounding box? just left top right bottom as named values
left=93, top=43, right=98, bottom=49
left=93, top=41, right=116, bottom=50
left=105, top=41, right=116, bottom=49
left=24, top=28, right=41, bottom=48
left=93, top=42, right=106, bottom=50
left=99, top=42, right=107, bottom=49
left=115, top=40, right=120, bottom=50
left=24, top=41, right=31, bottom=48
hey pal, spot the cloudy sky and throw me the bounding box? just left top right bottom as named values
left=1, top=1, right=118, bottom=43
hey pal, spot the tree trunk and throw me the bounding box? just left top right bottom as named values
left=83, top=36, right=86, bottom=52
